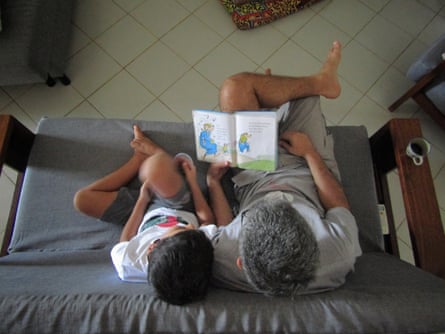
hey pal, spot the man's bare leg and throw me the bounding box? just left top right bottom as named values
left=73, top=125, right=164, bottom=219
left=219, top=41, right=342, bottom=112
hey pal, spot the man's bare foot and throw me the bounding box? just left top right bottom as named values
left=130, top=125, right=164, bottom=157
left=318, top=40, right=342, bottom=99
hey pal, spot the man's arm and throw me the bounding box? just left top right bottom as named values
left=119, top=181, right=151, bottom=242
left=207, top=162, right=234, bottom=226
left=280, top=131, right=350, bottom=210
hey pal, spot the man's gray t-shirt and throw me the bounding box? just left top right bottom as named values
left=210, top=190, right=362, bottom=293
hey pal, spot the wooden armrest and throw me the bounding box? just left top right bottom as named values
left=0, top=115, right=35, bottom=256
left=370, top=119, right=445, bottom=279
left=0, top=115, right=35, bottom=172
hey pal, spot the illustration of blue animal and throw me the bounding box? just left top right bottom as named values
left=199, top=123, right=217, bottom=156
left=238, top=132, right=251, bottom=153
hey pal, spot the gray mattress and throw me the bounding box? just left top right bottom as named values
left=1, top=117, right=444, bottom=333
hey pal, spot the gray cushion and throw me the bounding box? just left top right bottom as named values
left=1, top=251, right=444, bottom=333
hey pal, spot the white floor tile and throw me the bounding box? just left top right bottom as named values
left=262, top=40, right=321, bottom=77
left=360, top=0, right=390, bottom=12
left=0, top=89, right=11, bottom=110
left=387, top=171, right=407, bottom=228
left=68, top=43, right=121, bottom=98
left=321, top=78, right=363, bottom=125
left=0, top=103, right=37, bottom=131
left=95, top=15, right=156, bottom=66
left=161, top=15, right=223, bottom=65
left=355, top=15, right=411, bottom=64
left=0, top=84, right=33, bottom=100
left=195, top=41, right=257, bottom=87
left=418, top=0, right=445, bottom=12
left=136, top=100, right=183, bottom=123
left=127, top=42, right=189, bottom=97
left=380, top=0, right=436, bottom=37
left=16, top=84, right=83, bottom=123
left=67, top=100, right=104, bottom=119
left=113, top=0, right=145, bottom=13
left=272, top=8, right=316, bottom=38
left=227, top=26, right=287, bottom=65
left=159, top=69, right=219, bottom=122
left=88, top=70, right=155, bottom=119
left=130, top=0, right=189, bottom=38
left=367, top=67, right=418, bottom=114
left=292, top=15, right=351, bottom=62
left=320, top=0, right=375, bottom=36
left=73, top=0, right=126, bottom=39
left=339, top=40, right=388, bottom=93
left=417, top=15, right=445, bottom=46
left=176, top=0, right=208, bottom=13
left=341, top=95, right=393, bottom=136
left=0, top=174, right=15, bottom=235
left=397, top=236, right=415, bottom=265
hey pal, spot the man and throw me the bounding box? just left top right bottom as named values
left=206, top=41, right=362, bottom=296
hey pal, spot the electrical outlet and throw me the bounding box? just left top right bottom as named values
left=378, top=204, right=389, bottom=235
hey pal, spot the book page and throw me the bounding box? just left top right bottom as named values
left=192, top=110, right=236, bottom=164
left=234, top=111, right=277, bottom=171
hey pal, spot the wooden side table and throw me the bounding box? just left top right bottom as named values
left=370, top=118, right=445, bottom=279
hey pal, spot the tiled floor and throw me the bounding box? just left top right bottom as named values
left=1, top=0, right=445, bottom=264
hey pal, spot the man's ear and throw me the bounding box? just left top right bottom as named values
left=236, top=257, right=243, bottom=270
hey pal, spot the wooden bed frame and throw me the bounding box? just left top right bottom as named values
left=2, top=115, right=444, bottom=279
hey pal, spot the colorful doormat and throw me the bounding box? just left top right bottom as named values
left=220, top=0, right=322, bottom=30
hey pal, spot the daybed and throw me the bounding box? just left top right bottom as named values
left=0, top=114, right=445, bottom=333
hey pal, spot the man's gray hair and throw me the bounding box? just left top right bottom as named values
left=239, top=199, right=319, bottom=297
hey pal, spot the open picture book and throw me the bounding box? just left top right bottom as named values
left=192, top=109, right=278, bottom=171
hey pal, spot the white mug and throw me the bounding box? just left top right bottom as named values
left=406, top=137, right=431, bottom=166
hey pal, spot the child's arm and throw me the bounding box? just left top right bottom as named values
left=181, top=160, right=215, bottom=225
left=206, top=162, right=233, bottom=226
left=119, top=181, right=152, bottom=242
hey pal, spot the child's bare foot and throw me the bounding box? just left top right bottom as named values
left=130, top=125, right=164, bottom=157
left=317, top=40, right=342, bottom=99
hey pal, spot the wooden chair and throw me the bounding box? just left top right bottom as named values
left=389, top=34, right=445, bottom=130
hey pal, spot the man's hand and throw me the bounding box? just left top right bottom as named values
left=279, top=131, right=315, bottom=158
left=280, top=130, right=350, bottom=210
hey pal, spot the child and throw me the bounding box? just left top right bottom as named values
left=74, top=125, right=216, bottom=305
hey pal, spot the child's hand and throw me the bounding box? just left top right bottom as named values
left=180, top=158, right=197, bottom=184
left=207, top=161, right=230, bottom=184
